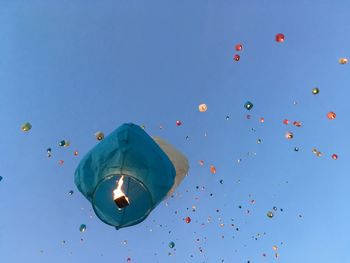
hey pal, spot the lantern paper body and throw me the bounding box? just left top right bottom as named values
left=75, top=123, right=184, bottom=229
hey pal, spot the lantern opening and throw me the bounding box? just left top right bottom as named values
left=113, top=176, right=130, bottom=209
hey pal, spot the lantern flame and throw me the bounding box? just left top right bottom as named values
left=113, top=176, right=129, bottom=209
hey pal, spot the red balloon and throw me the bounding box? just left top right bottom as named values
left=185, top=216, right=191, bottom=224
left=283, top=119, right=289, bottom=125
left=233, top=54, right=240, bottom=61
left=275, top=33, right=285, bottom=42
left=235, top=44, right=243, bottom=51
left=293, top=121, right=302, bottom=127
left=176, top=120, right=182, bottom=126
left=332, top=154, right=338, bottom=160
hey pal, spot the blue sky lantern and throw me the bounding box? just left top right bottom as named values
left=75, top=123, right=189, bottom=229
left=244, top=101, right=253, bottom=110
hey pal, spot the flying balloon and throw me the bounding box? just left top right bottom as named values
left=275, top=33, right=285, bottom=42
left=339, top=58, right=348, bottom=64
left=233, top=54, right=240, bottom=61
left=235, top=44, right=243, bottom=51
left=244, top=101, right=253, bottom=110
left=198, top=104, right=207, bottom=112
left=327, top=112, right=336, bottom=120
left=312, top=87, right=319, bottom=95
left=21, top=122, right=32, bottom=132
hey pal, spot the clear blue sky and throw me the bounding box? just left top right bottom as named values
left=1, top=1, right=350, bottom=262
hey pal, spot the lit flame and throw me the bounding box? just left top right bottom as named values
left=113, top=176, right=129, bottom=202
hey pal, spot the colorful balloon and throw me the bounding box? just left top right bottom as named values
left=95, top=131, right=105, bottom=141
left=244, top=101, right=253, bottom=110
left=339, top=58, right=348, bottom=64
left=275, top=33, right=285, bottom=42
left=210, top=165, right=216, bottom=174
left=21, top=122, right=32, bottom=132
left=327, top=112, right=336, bottom=120
left=79, top=224, right=86, bottom=232
left=235, top=44, right=243, bottom=51
left=285, top=132, right=293, bottom=140
left=58, top=140, right=69, bottom=147
left=198, top=104, right=207, bottom=112
left=312, top=88, right=319, bottom=95
left=293, top=121, right=302, bottom=127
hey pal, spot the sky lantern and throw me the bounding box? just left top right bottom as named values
left=79, top=224, right=86, bottom=232
left=47, top=148, right=52, bottom=158
left=210, top=165, right=216, bottom=174
left=312, top=87, right=319, bottom=95
left=327, top=112, right=336, bottom=120
left=285, top=132, right=293, bottom=140
left=233, top=54, right=240, bottom=61
left=21, top=122, right=32, bottom=132
left=275, top=33, right=285, bottom=42
left=185, top=216, right=191, bottom=223
left=198, top=104, right=207, bottom=112
left=244, top=101, right=253, bottom=110
left=267, top=211, right=274, bottom=218
left=59, top=140, right=70, bottom=147
left=75, top=123, right=189, bottom=229
left=339, top=58, right=348, bottom=64
left=312, top=148, right=322, bottom=157
left=95, top=131, right=104, bottom=141
left=293, top=121, right=302, bottom=127
left=235, top=44, right=243, bottom=51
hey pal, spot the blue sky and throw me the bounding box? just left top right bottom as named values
left=1, top=1, right=350, bottom=262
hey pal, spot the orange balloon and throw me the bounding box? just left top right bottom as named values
left=327, top=112, right=336, bottom=120
left=210, top=165, right=216, bottom=174
left=198, top=104, right=207, bottom=112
